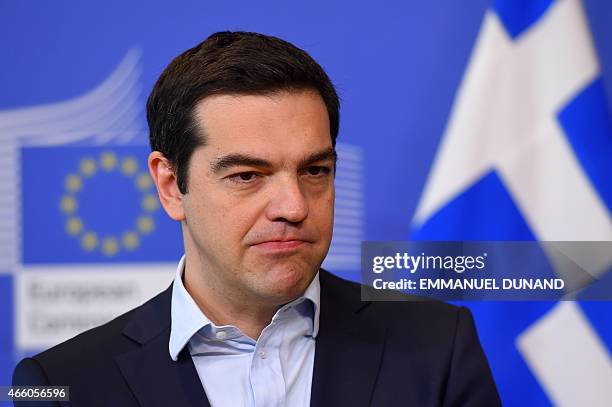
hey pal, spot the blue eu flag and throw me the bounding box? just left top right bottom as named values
left=21, top=146, right=183, bottom=264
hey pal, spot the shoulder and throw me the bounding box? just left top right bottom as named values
left=319, top=270, right=500, bottom=405
left=13, top=284, right=173, bottom=386
left=319, top=269, right=477, bottom=351
left=320, top=268, right=465, bottom=321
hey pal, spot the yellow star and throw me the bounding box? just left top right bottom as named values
left=100, top=151, right=118, bottom=171
left=66, top=217, right=83, bottom=236
left=65, top=174, right=83, bottom=192
left=137, top=216, right=155, bottom=235
left=142, top=194, right=159, bottom=212
left=81, top=232, right=98, bottom=251
left=121, top=157, right=138, bottom=175
left=102, top=237, right=119, bottom=257
left=136, top=172, right=153, bottom=190
left=80, top=158, right=96, bottom=177
left=60, top=195, right=77, bottom=214
left=122, top=232, right=140, bottom=250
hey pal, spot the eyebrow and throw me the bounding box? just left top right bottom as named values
left=210, top=147, right=337, bottom=173
left=301, top=148, right=337, bottom=168
left=210, top=154, right=271, bottom=173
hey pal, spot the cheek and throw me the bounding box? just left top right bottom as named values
left=311, top=194, right=335, bottom=233
left=182, top=189, right=229, bottom=237
left=214, top=196, right=268, bottom=241
left=226, top=212, right=255, bottom=240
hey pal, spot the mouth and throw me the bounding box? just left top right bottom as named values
left=251, top=239, right=309, bottom=253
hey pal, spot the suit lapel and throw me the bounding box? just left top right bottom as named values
left=115, top=285, right=211, bottom=407
left=311, top=271, right=387, bottom=407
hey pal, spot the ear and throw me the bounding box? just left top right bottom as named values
left=148, top=151, right=185, bottom=221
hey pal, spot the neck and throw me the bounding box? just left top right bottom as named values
left=182, top=256, right=284, bottom=340
left=184, top=277, right=276, bottom=339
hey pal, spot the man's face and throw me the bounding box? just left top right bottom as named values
left=181, top=90, right=335, bottom=306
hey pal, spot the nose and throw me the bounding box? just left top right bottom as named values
left=265, top=175, right=309, bottom=224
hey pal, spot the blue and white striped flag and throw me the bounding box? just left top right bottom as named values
left=412, top=0, right=612, bottom=405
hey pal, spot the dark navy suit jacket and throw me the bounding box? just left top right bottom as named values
left=13, top=270, right=501, bottom=406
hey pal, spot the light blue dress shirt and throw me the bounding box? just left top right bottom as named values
left=169, top=256, right=320, bottom=407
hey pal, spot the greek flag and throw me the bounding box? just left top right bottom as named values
left=412, top=0, right=612, bottom=405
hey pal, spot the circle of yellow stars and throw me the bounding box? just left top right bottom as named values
left=60, top=151, right=159, bottom=257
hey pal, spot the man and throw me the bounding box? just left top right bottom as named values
left=13, top=31, right=500, bottom=406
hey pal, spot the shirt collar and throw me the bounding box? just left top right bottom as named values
left=169, top=255, right=321, bottom=361
left=169, top=255, right=211, bottom=361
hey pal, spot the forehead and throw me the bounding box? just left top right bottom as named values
left=193, top=90, right=332, bottom=163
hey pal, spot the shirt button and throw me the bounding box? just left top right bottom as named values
left=216, top=331, right=228, bottom=340
left=258, top=350, right=267, bottom=359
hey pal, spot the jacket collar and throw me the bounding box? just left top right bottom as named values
left=116, top=285, right=211, bottom=407
left=310, top=270, right=387, bottom=407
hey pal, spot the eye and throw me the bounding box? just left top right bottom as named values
left=227, top=172, right=259, bottom=184
left=306, top=166, right=331, bottom=176
left=238, top=173, right=255, bottom=181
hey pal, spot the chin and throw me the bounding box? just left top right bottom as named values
left=259, top=262, right=317, bottom=300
